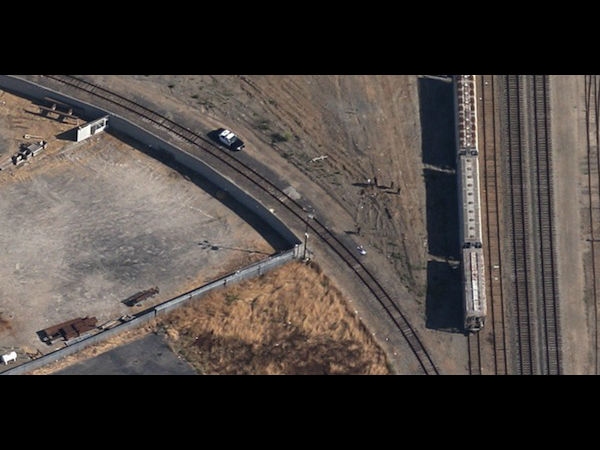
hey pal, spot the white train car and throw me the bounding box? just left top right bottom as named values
left=462, top=245, right=487, bottom=331
left=454, top=74, right=487, bottom=333
left=457, top=154, right=483, bottom=246
left=455, top=75, right=478, bottom=155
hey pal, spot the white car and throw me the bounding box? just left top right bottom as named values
left=218, top=129, right=245, bottom=151
left=357, top=245, right=367, bottom=255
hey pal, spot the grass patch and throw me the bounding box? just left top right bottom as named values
left=271, top=132, right=290, bottom=143
left=256, top=119, right=270, bottom=131
left=225, top=293, right=239, bottom=305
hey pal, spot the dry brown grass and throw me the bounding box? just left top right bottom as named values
left=161, top=260, right=391, bottom=375
left=28, top=260, right=391, bottom=375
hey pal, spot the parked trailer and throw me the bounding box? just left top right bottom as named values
left=22, top=140, right=47, bottom=157
left=11, top=140, right=47, bottom=166
left=122, top=286, right=159, bottom=307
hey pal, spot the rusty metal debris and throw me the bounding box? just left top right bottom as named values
left=40, top=316, right=98, bottom=345
left=122, top=286, right=159, bottom=307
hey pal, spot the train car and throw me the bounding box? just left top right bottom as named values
left=454, top=74, right=487, bottom=333
left=461, top=244, right=487, bottom=331
left=457, top=153, right=483, bottom=245
left=454, top=75, right=478, bottom=155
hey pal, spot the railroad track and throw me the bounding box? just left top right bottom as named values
left=467, top=332, right=482, bottom=375
left=504, top=75, right=534, bottom=374
left=472, top=74, right=509, bottom=375
left=584, top=75, right=600, bottom=375
left=502, top=75, right=561, bottom=375
left=530, top=75, right=560, bottom=375
left=37, top=75, right=440, bottom=375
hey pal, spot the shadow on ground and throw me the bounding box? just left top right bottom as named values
left=418, top=77, right=463, bottom=332
left=52, top=333, right=197, bottom=375
left=110, top=129, right=291, bottom=253
left=425, top=261, right=462, bottom=332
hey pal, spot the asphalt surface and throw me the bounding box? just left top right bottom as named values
left=52, top=333, right=197, bottom=375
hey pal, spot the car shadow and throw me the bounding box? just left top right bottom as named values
left=207, top=128, right=224, bottom=145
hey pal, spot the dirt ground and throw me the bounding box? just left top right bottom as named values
left=551, top=75, right=592, bottom=374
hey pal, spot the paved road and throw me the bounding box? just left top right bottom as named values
left=52, top=334, right=197, bottom=375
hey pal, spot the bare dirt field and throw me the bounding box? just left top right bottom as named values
left=551, top=75, right=593, bottom=374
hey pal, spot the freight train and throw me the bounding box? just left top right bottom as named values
left=454, top=75, right=487, bottom=332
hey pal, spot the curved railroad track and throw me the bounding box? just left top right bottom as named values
left=37, top=75, right=440, bottom=375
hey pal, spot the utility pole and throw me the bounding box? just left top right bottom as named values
left=303, top=232, right=309, bottom=260
left=303, top=213, right=315, bottom=260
